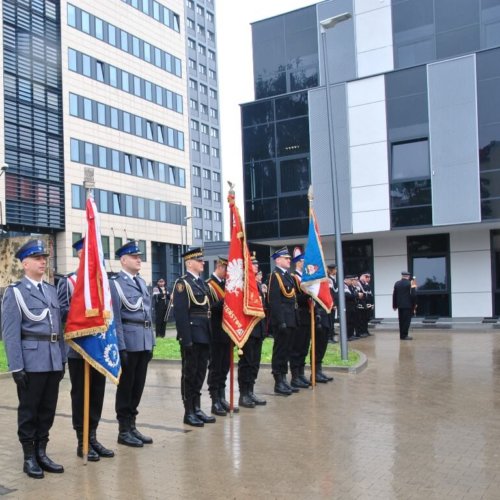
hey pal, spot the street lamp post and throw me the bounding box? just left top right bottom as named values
left=320, top=12, right=352, bottom=361
left=183, top=215, right=192, bottom=274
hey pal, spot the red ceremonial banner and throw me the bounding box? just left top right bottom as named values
left=222, top=192, right=265, bottom=349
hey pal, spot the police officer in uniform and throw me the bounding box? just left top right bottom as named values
left=57, top=237, right=114, bottom=461
left=290, top=248, right=311, bottom=390
left=267, top=247, right=298, bottom=396
left=344, top=275, right=358, bottom=341
left=327, top=264, right=338, bottom=343
left=312, top=303, right=334, bottom=383
left=2, top=239, right=66, bottom=479
left=110, top=241, right=154, bottom=447
left=173, top=247, right=216, bottom=427
left=357, top=272, right=374, bottom=337
left=238, top=252, right=267, bottom=408
left=392, top=271, right=417, bottom=340
left=206, top=257, right=235, bottom=416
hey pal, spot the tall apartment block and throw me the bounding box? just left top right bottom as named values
left=184, top=0, right=223, bottom=250
left=242, top=0, right=500, bottom=320
left=0, top=0, right=196, bottom=286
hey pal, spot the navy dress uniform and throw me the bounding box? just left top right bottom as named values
left=312, top=304, right=334, bottom=383
left=206, top=257, right=235, bottom=416
left=357, top=272, right=374, bottom=337
left=344, top=276, right=357, bottom=341
left=267, top=247, right=298, bottom=396
left=1, top=240, right=66, bottom=479
left=173, top=248, right=216, bottom=427
left=110, top=241, right=155, bottom=447
left=57, top=237, right=114, bottom=462
left=327, top=264, right=338, bottom=343
left=392, top=271, right=417, bottom=340
left=238, top=252, right=267, bottom=408
left=290, top=249, right=312, bottom=389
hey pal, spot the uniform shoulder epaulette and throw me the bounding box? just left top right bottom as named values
left=110, top=274, right=119, bottom=280
left=8, top=281, right=21, bottom=287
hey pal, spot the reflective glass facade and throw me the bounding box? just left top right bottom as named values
left=392, top=0, right=500, bottom=69
left=477, top=47, right=500, bottom=220
left=386, top=65, right=432, bottom=228
left=252, top=5, right=319, bottom=100
left=3, top=0, right=65, bottom=231
left=242, top=91, right=310, bottom=240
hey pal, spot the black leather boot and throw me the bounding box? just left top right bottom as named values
left=130, top=417, right=153, bottom=444
left=183, top=398, right=204, bottom=427
left=194, top=395, right=216, bottom=423
left=35, top=440, right=64, bottom=473
left=210, top=390, right=227, bottom=416
left=249, top=384, right=267, bottom=406
left=117, top=419, right=143, bottom=447
left=90, top=429, right=115, bottom=457
left=273, top=374, right=292, bottom=396
left=298, top=367, right=311, bottom=387
left=317, top=364, right=334, bottom=382
left=239, top=385, right=256, bottom=408
left=22, top=442, right=44, bottom=479
left=291, top=368, right=309, bottom=389
left=76, top=430, right=100, bottom=461
left=282, top=375, right=299, bottom=393
left=219, top=388, right=239, bottom=413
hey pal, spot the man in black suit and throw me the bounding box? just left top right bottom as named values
left=267, top=247, right=297, bottom=396
left=392, top=271, right=417, bottom=340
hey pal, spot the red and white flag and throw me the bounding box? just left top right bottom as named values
left=222, top=191, right=265, bottom=349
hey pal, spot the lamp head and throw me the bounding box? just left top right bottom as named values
left=320, top=12, right=352, bottom=31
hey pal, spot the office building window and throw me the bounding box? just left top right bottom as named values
left=72, top=232, right=83, bottom=257
left=69, top=94, right=184, bottom=150
left=198, top=44, right=206, bottom=56
left=204, top=209, right=211, bottom=220
left=190, top=98, right=198, bottom=110
left=68, top=5, right=181, bottom=77
left=214, top=211, right=221, bottom=221
left=210, top=127, right=219, bottom=138
left=191, top=119, right=199, bottom=130
left=209, top=69, right=216, bottom=80
left=208, top=50, right=215, bottom=61
left=207, top=11, right=214, bottom=23
left=203, top=168, right=210, bottom=179
left=203, top=189, right=211, bottom=200
left=191, top=140, right=200, bottom=151
left=194, top=228, right=202, bottom=239
left=68, top=49, right=184, bottom=114
left=192, top=165, right=201, bottom=176
left=121, top=0, right=180, bottom=33
left=211, top=147, right=219, bottom=158
left=70, top=138, right=185, bottom=187
left=189, top=78, right=197, bottom=89
left=188, top=38, right=196, bottom=50
left=199, top=83, right=207, bottom=95
left=201, top=123, right=209, bottom=135
left=213, top=191, right=221, bottom=202
left=210, top=107, right=218, bottom=119
left=193, top=207, right=202, bottom=218
left=390, top=139, right=432, bottom=228
left=214, top=231, right=222, bottom=241
left=201, top=143, right=209, bottom=154
left=200, top=104, right=208, bottom=114
left=193, top=186, right=201, bottom=197
left=204, top=230, right=212, bottom=241
left=199, top=64, right=207, bottom=75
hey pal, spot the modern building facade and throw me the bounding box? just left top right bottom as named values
left=0, top=0, right=202, bottom=287
left=184, top=0, right=223, bottom=249
left=242, top=0, right=500, bottom=319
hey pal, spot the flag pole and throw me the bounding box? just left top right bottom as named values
left=81, top=167, right=95, bottom=465
left=307, top=187, right=316, bottom=388
left=310, top=301, right=316, bottom=388
left=228, top=181, right=235, bottom=417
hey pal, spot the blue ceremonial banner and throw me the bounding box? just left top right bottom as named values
left=301, top=207, right=333, bottom=313
left=65, top=198, right=121, bottom=384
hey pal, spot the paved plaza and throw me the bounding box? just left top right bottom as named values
left=1, top=330, right=500, bottom=499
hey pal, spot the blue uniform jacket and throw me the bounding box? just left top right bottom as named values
left=2, top=277, right=66, bottom=372
left=110, top=271, right=154, bottom=352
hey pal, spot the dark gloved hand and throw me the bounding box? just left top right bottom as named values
left=315, top=315, right=322, bottom=323
left=60, top=363, right=66, bottom=381
left=12, top=370, right=28, bottom=390
left=119, top=350, right=128, bottom=367
left=278, top=323, right=287, bottom=333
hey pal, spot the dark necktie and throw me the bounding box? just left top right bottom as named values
left=133, top=276, right=142, bottom=292
left=38, top=283, right=45, bottom=297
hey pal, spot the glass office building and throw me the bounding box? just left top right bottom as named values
left=242, top=0, right=500, bottom=319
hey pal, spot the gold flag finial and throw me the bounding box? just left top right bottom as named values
left=227, top=180, right=235, bottom=196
